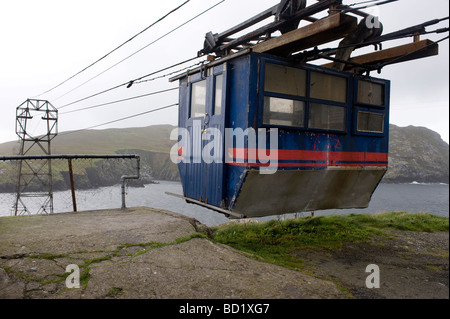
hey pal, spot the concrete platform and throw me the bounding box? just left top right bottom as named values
left=0, top=207, right=344, bottom=299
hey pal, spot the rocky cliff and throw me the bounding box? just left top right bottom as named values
left=385, top=124, right=449, bottom=184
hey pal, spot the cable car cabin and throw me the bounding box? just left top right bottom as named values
left=171, top=51, right=390, bottom=218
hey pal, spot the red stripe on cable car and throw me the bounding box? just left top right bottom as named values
left=227, top=148, right=388, bottom=167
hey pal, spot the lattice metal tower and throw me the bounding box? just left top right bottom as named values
left=14, top=99, right=58, bottom=215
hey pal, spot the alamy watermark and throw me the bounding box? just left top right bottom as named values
left=170, top=120, right=279, bottom=174
left=365, top=264, right=380, bottom=289
left=364, top=6, right=382, bottom=30
left=66, top=264, right=80, bottom=289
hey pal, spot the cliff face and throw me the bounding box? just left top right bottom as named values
left=385, top=124, right=449, bottom=184
left=0, top=125, right=181, bottom=193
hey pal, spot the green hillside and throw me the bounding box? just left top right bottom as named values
left=0, top=124, right=176, bottom=155
left=53, top=125, right=177, bottom=154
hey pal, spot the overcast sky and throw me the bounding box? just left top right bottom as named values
left=0, top=0, right=448, bottom=146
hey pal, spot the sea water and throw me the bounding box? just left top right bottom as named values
left=0, top=182, right=448, bottom=226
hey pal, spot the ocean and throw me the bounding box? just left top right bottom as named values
left=0, top=182, right=448, bottom=227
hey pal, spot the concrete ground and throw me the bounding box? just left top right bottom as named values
left=0, top=207, right=344, bottom=299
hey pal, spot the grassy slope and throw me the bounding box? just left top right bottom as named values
left=213, top=212, right=449, bottom=271
left=0, top=124, right=177, bottom=155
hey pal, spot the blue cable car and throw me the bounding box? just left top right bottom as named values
left=171, top=51, right=390, bottom=218
left=168, top=0, right=440, bottom=218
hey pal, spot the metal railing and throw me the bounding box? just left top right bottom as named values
left=0, top=154, right=141, bottom=216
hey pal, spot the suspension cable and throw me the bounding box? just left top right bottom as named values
left=58, top=55, right=202, bottom=110
left=34, top=0, right=191, bottom=98
left=61, top=87, right=179, bottom=114
left=53, top=0, right=225, bottom=102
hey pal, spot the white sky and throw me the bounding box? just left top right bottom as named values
left=0, top=0, right=448, bottom=144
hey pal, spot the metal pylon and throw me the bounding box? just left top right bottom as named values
left=14, top=99, right=58, bottom=216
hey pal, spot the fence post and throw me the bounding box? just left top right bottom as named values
left=68, top=159, right=77, bottom=212
left=121, top=156, right=140, bottom=210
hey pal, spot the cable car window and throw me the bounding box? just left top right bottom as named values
left=265, top=63, right=307, bottom=97
left=310, top=72, right=347, bottom=103
left=358, top=80, right=384, bottom=106
left=357, top=111, right=384, bottom=133
left=263, top=97, right=305, bottom=127
left=190, top=80, right=207, bottom=118
left=214, top=74, right=223, bottom=116
left=309, top=103, right=345, bottom=131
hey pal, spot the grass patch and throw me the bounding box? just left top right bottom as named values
left=79, top=267, right=91, bottom=288
left=212, top=212, right=449, bottom=271
left=107, top=287, right=124, bottom=298
left=131, top=233, right=208, bottom=258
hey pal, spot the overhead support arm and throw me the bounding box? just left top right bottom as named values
left=315, top=17, right=446, bottom=73
left=332, top=18, right=383, bottom=71
left=199, top=0, right=340, bottom=57
left=253, top=13, right=357, bottom=57
left=201, top=5, right=278, bottom=56
left=321, top=39, right=439, bottom=72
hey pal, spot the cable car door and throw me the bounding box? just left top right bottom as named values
left=185, top=65, right=227, bottom=207
left=203, top=67, right=227, bottom=207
